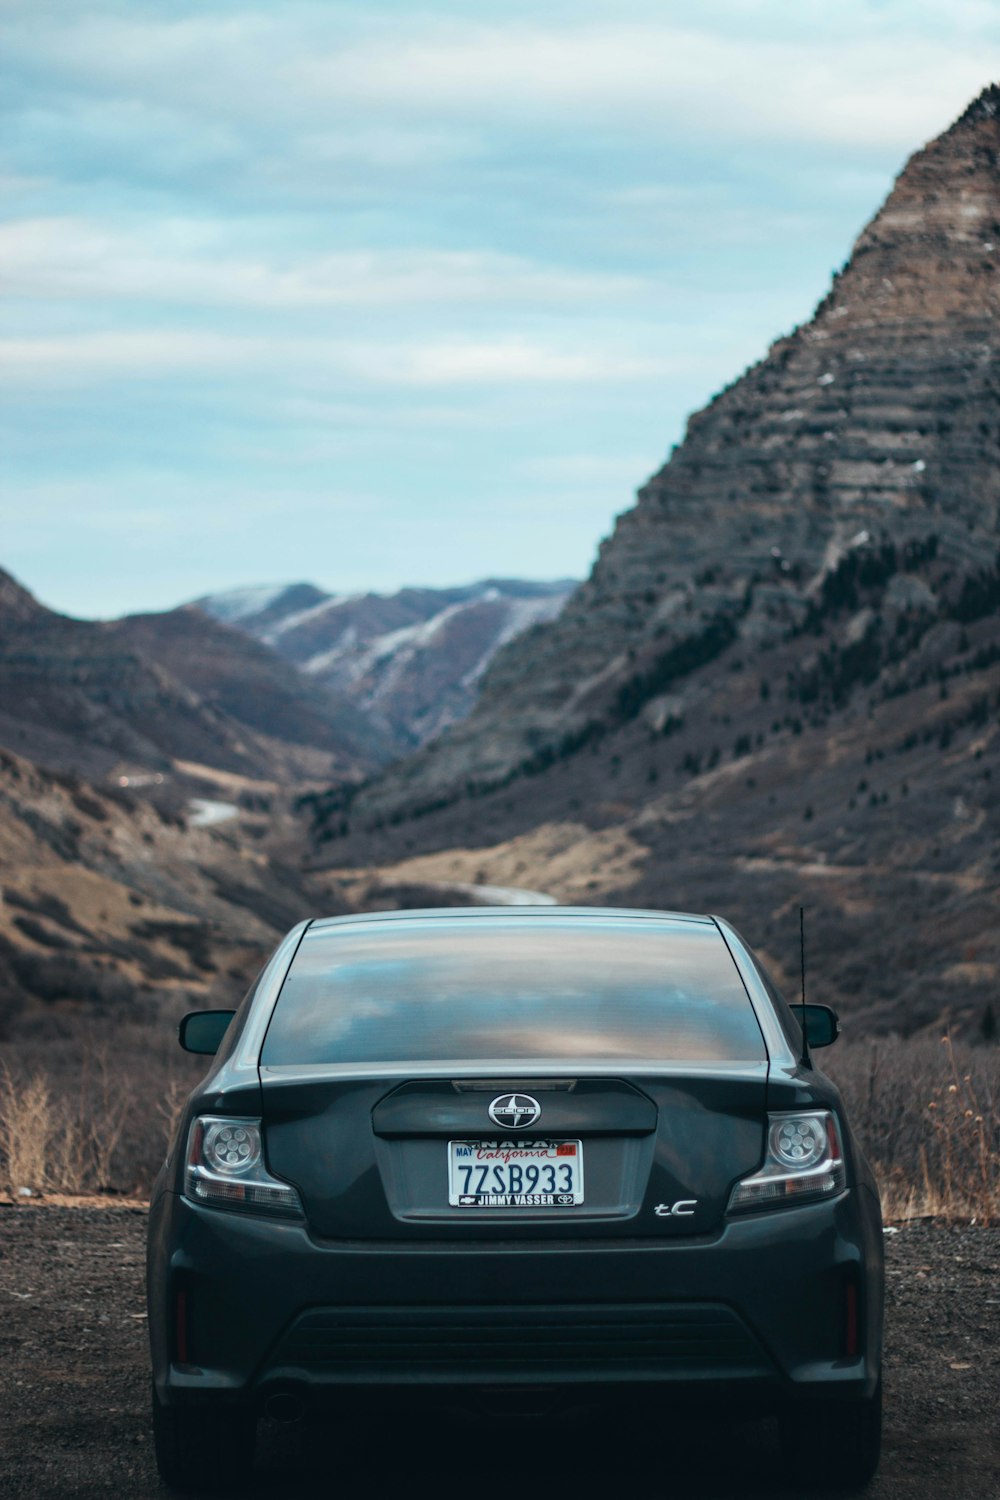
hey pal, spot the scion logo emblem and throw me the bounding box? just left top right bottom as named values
left=488, top=1093, right=541, bottom=1130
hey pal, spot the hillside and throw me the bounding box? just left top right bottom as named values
left=196, top=578, right=575, bottom=753
left=0, top=744, right=347, bottom=1041
left=109, top=606, right=391, bottom=775
left=0, top=582, right=386, bottom=1047
left=305, top=86, right=1000, bottom=1038
left=0, top=570, right=381, bottom=787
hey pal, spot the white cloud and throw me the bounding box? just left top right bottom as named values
left=0, top=218, right=645, bottom=308
left=0, top=330, right=258, bottom=381
left=0, top=329, right=688, bottom=389
left=353, top=340, right=680, bottom=387
left=286, top=22, right=995, bottom=151
left=8, top=7, right=996, bottom=157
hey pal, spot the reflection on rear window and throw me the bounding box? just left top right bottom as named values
left=261, top=918, right=766, bottom=1066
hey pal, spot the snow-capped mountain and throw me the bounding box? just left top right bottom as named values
left=194, top=579, right=576, bottom=752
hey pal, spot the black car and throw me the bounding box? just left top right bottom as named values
left=148, top=907, right=884, bottom=1492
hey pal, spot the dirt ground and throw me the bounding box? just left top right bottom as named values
left=0, top=1207, right=997, bottom=1500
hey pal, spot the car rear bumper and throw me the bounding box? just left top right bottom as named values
left=147, top=1185, right=883, bottom=1411
left=265, top=1299, right=772, bottom=1386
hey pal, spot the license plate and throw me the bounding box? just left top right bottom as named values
left=448, top=1139, right=584, bottom=1207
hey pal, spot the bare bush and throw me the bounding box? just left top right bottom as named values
left=0, top=1014, right=205, bottom=1195
left=826, top=1033, right=1000, bottom=1223
left=0, top=1049, right=132, bottom=1195
left=0, top=1066, right=54, bottom=1193
left=156, top=1076, right=190, bottom=1155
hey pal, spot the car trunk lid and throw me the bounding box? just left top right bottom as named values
left=259, top=1064, right=767, bottom=1239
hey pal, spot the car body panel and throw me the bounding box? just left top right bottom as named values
left=147, top=906, right=884, bottom=1422
left=258, top=1069, right=770, bottom=1239
left=148, top=1187, right=881, bottom=1401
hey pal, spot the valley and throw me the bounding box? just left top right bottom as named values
left=0, top=566, right=574, bottom=1060
left=1, top=88, right=999, bottom=1210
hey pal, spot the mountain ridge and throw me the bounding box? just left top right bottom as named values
left=195, top=576, right=576, bottom=753
left=0, top=568, right=384, bottom=787
left=332, top=83, right=1000, bottom=827
left=304, top=85, right=1000, bottom=1038
left=108, top=605, right=392, bottom=771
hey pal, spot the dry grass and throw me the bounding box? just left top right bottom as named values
left=0, top=1068, right=52, bottom=1194
left=826, top=1033, right=1000, bottom=1224
left=0, top=1016, right=204, bottom=1196
left=0, top=1051, right=131, bottom=1196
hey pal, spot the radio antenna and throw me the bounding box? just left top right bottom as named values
left=799, top=905, right=811, bottom=1068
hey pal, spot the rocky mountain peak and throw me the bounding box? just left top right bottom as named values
left=332, top=86, right=1000, bottom=830
left=816, top=79, right=1000, bottom=331
left=0, top=567, right=50, bottom=626
left=954, top=80, right=1000, bottom=127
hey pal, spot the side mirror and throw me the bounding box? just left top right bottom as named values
left=801, top=1003, right=840, bottom=1048
left=179, top=1009, right=236, bottom=1055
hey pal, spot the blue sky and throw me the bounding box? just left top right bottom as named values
left=2, top=1, right=998, bottom=618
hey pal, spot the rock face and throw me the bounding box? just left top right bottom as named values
left=346, top=86, right=1000, bottom=823
left=0, top=569, right=46, bottom=627
left=196, top=578, right=575, bottom=753
left=306, top=89, right=1000, bottom=1039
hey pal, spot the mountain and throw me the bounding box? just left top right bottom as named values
left=108, top=607, right=392, bottom=774
left=305, top=87, right=1000, bottom=1037
left=0, top=577, right=379, bottom=1045
left=0, top=568, right=47, bottom=627
left=195, top=578, right=576, bottom=753
left=0, top=568, right=382, bottom=787
left=0, top=742, right=348, bottom=1041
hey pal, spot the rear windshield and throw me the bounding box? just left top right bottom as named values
left=261, top=917, right=766, bottom=1066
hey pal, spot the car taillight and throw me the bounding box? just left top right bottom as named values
left=185, top=1116, right=303, bottom=1217
left=727, top=1110, right=846, bottom=1213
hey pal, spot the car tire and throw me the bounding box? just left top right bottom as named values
left=778, top=1378, right=882, bottom=1492
left=151, top=1381, right=256, bottom=1493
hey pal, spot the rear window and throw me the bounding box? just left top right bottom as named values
left=260, top=917, right=766, bottom=1066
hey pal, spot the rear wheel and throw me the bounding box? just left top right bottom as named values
left=778, top=1379, right=882, bottom=1492
left=151, top=1381, right=256, bottom=1493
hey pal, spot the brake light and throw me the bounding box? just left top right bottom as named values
left=727, top=1110, right=846, bottom=1213
left=184, top=1116, right=303, bottom=1218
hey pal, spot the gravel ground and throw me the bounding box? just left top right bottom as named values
left=0, top=1207, right=997, bottom=1499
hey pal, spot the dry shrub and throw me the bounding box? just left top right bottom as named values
left=0, top=1014, right=206, bottom=1195
left=0, top=1067, right=54, bottom=1193
left=826, top=1033, right=1000, bottom=1223
left=156, top=1076, right=190, bottom=1155
left=0, top=1050, right=130, bottom=1194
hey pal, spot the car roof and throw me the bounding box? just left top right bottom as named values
left=307, top=906, right=716, bottom=932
